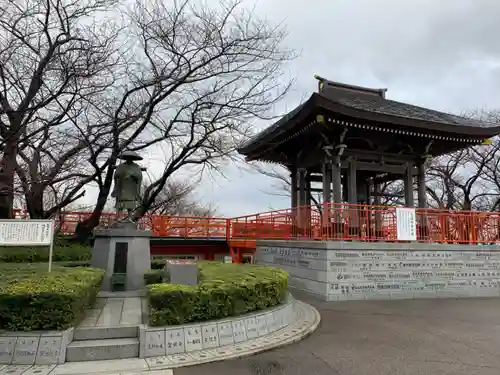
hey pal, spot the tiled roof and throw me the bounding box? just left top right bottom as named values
left=239, top=80, right=500, bottom=154
left=326, top=87, right=496, bottom=129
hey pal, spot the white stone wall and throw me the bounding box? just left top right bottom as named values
left=256, top=241, right=500, bottom=301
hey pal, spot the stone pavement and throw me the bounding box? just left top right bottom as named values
left=175, top=292, right=500, bottom=375
left=79, top=295, right=146, bottom=327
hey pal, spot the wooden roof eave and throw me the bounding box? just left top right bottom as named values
left=238, top=95, right=318, bottom=156
left=240, top=93, right=500, bottom=159
left=313, top=94, right=500, bottom=137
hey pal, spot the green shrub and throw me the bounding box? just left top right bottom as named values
left=147, top=262, right=288, bottom=326
left=0, top=238, right=91, bottom=263
left=144, top=269, right=165, bottom=285
left=0, top=263, right=104, bottom=331
left=59, top=260, right=91, bottom=268
left=151, top=259, right=166, bottom=270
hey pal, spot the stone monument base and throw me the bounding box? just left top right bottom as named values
left=91, top=222, right=152, bottom=291
left=255, top=240, right=500, bottom=301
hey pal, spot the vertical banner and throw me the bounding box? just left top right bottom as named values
left=396, top=207, right=417, bottom=241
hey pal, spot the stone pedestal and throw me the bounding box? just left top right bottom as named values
left=91, top=222, right=152, bottom=291
left=167, top=260, right=198, bottom=285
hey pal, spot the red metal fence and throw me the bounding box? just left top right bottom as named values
left=12, top=204, right=500, bottom=245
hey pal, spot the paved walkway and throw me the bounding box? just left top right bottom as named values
left=79, top=296, right=146, bottom=327
left=176, top=292, right=500, bottom=375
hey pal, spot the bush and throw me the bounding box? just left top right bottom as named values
left=147, top=262, right=288, bottom=326
left=0, top=238, right=91, bottom=263
left=0, top=263, right=104, bottom=331
left=144, top=269, right=165, bottom=285
left=151, top=259, right=166, bottom=270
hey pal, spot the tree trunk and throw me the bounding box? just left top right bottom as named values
left=72, top=165, right=115, bottom=244
left=26, top=186, right=44, bottom=219
left=0, top=142, right=18, bottom=219
left=72, top=192, right=109, bottom=244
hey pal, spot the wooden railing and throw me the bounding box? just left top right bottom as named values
left=12, top=205, right=500, bottom=244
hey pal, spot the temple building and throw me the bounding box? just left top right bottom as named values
left=238, top=76, right=500, bottom=236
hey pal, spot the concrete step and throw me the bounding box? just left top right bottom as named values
left=66, top=338, right=139, bottom=362
left=74, top=325, right=139, bottom=341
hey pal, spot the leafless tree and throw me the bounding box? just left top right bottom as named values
left=0, top=0, right=294, bottom=241
left=0, top=0, right=121, bottom=219
left=69, top=0, right=295, bottom=241
left=145, top=180, right=216, bottom=217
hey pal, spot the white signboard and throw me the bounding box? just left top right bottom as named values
left=395, top=207, right=417, bottom=241
left=0, top=220, right=54, bottom=246
left=224, top=256, right=233, bottom=264
left=0, top=220, right=55, bottom=271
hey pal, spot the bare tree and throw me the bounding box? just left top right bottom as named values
left=0, top=0, right=294, bottom=241
left=0, top=0, right=120, bottom=218
left=146, top=180, right=216, bottom=217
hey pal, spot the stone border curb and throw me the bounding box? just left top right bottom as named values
left=139, top=295, right=295, bottom=358
left=0, top=300, right=320, bottom=375
left=0, top=328, right=74, bottom=365
left=144, top=300, right=320, bottom=370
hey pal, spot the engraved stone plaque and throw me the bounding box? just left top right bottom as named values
left=275, top=308, right=285, bottom=329
left=145, top=329, right=166, bottom=357
left=231, top=320, right=247, bottom=343
left=265, top=312, right=278, bottom=333
left=256, top=314, right=268, bottom=337
left=201, top=324, right=219, bottom=349
left=12, top=337, right=39, bottom=365
left=244, top=317, right=259, bottom=339
left=113, top=242, right=128, bottom=274
left=35, top=336, right=62, bottom=364
left=165, top=328, right=185, bottom=355
left=0, top=337, right=17, bottom=364
left=184, top=325, right=202, bottom=352
left=217, top=322, right=234, bottom=346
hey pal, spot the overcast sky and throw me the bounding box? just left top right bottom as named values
left=78, top=0, right=500, bottom=217
left=190, top=0, right=500, bottom=218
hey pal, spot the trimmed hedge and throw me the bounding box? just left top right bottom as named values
left=151, top=259, right=166, bottom=269
left=147, top=262, right=288, bottom=326
left=144, top=269, right=166, bottom=285
left=0, top=263, right=104, bottom=331
left=0, top=238, right=91, bottom=263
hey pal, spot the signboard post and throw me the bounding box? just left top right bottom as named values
left=0, top=220, right=56, bottom=272
left=395, top=207, right=417, bottom=241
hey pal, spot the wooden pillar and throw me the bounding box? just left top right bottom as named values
left=290, top=167, right=298, bottom=209
left=322, top=162, right=331, bottom=227
left=305, top=173, right=312, bottom=232
left=373, top=182, right=382, bottom=236
left=347, top=159, right=357, bottom=204
left=347, top=159, right=359, bottom=233
left=297, top=168, right=307, bottom=232
left=404, top=163, right=415, bottom=207
left=290, top=166, right=298, bottom=232
left=331, top=163, right=342, bottom=204
left=417, top=160, right=427, bottom=208
left=298, top=168, right=307, bottom=206
left=417, top=158, right=428, bottom=240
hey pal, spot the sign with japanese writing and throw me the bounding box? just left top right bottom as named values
left=0, top=220, right=54, bottom=246
left=395, top=207, right=417, bottom=241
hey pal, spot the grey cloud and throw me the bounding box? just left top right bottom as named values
left=202, top=0, right=500, bottom=216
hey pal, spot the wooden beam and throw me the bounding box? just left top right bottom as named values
left=342, top=149, right=415, bottom=163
